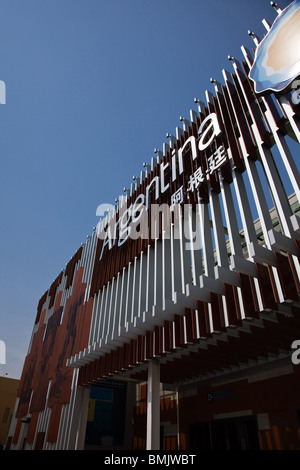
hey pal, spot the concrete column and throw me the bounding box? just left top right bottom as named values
left=74, top=386, right=91, bottom=450
left=66, top=384, right=90, bottom=450
left=146, top=359, right=160, bottom=450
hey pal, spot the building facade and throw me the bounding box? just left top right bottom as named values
left=6, top=1, right=300, bottom=450
left=0, top=377, right=19, bottom=449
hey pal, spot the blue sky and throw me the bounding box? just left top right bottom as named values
left=0, top=0, right=293, bottom=379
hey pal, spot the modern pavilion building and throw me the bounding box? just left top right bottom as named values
left=6, top=1, right=300, bottom=451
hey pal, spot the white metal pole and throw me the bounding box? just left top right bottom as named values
left=146, top=359, right=160, bottom=450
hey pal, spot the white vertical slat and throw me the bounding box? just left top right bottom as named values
left=105, top=276, right=116, bottom=344
left=209, top=187, right=229, bottom=268
left=138, top=250, right=148, bottom=319
left=219, top=172, right=243, bottom=258
left=83, top=231, right=98, bottom=301
left=197, top=197, right=214, bottom=278
left=94, top=290, right=103, bottom=344
left=230, top=61, right=291, bottom=303
left=232, top=57, right=299, bottom=235
left=118, top=266, right=128, bottom=334
left=180, top=205, right=193, bottom=292
left=56, top=402, right=68, bottom=449
left=262, top=97, right=300, bottom=203
left=170, top=213, right=182, bottom=298
left=162, top=220, right=172, bottom=304
left=110, top=271, right=122, bottom=342
left=250, top=116, right=296, bottom=238
left=278, top=94, right=300, bottom=143
left=130, top=256, right=140, bottom=325
left=231, top=165, right=264, bottom=313
left=244, top=156, right=274, bottom=242
left=230, top=59, right=289, bottom=306
left=232, top=165, right=258, bottom=254
left=60, top=368, right=79, bottom=450
left=145, top=244, right=153, bottom=313
left=89, top=290, right=100, bottom=346
left=154, top=238, right=163, bottom=309
left=98, top=284, right=108, bottom=343
left=188, top=205, right=203, bottom=286
left=124, top=261, right=133, bottom=327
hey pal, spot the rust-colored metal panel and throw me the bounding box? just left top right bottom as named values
left=65, top=247, right=83, bottom=289
left=16, top=322, right=46, bottom=418
left=184, top=308, right=194, bottom=343
left=16, top=264, right=93, bottom=419
left=255, top=263, right=277, bottom=310
left=146, top=330, right=153, bottom=360
left=238, top=272, right=259, bottom=318
left=288, top=252, right=300, bottom=294
left=137, top=335, right=145, bottom=363
left=174, top=315, right=184, bottom=349
left=34, top=432, right=46, bottom=450
left=210, top=292, right=226, bottom=332
left=48, top=272, right=63, bottom=309
left=274, top=251, right=299, bottom=301
left=154, top=326, right=163, bottom=357
left=47, top=404, right=63, bottom=443
left=163, top=320, right=174, bottom=352
left=197, top=300, right=211, bottom=338
left=35, top=291, right=48, bottom=325
left=224, top=283, right=242, bottom=326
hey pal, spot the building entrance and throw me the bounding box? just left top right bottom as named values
left=84, top=381, right=127, bottom=448
left=189, top=415, right=260, bottom=450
